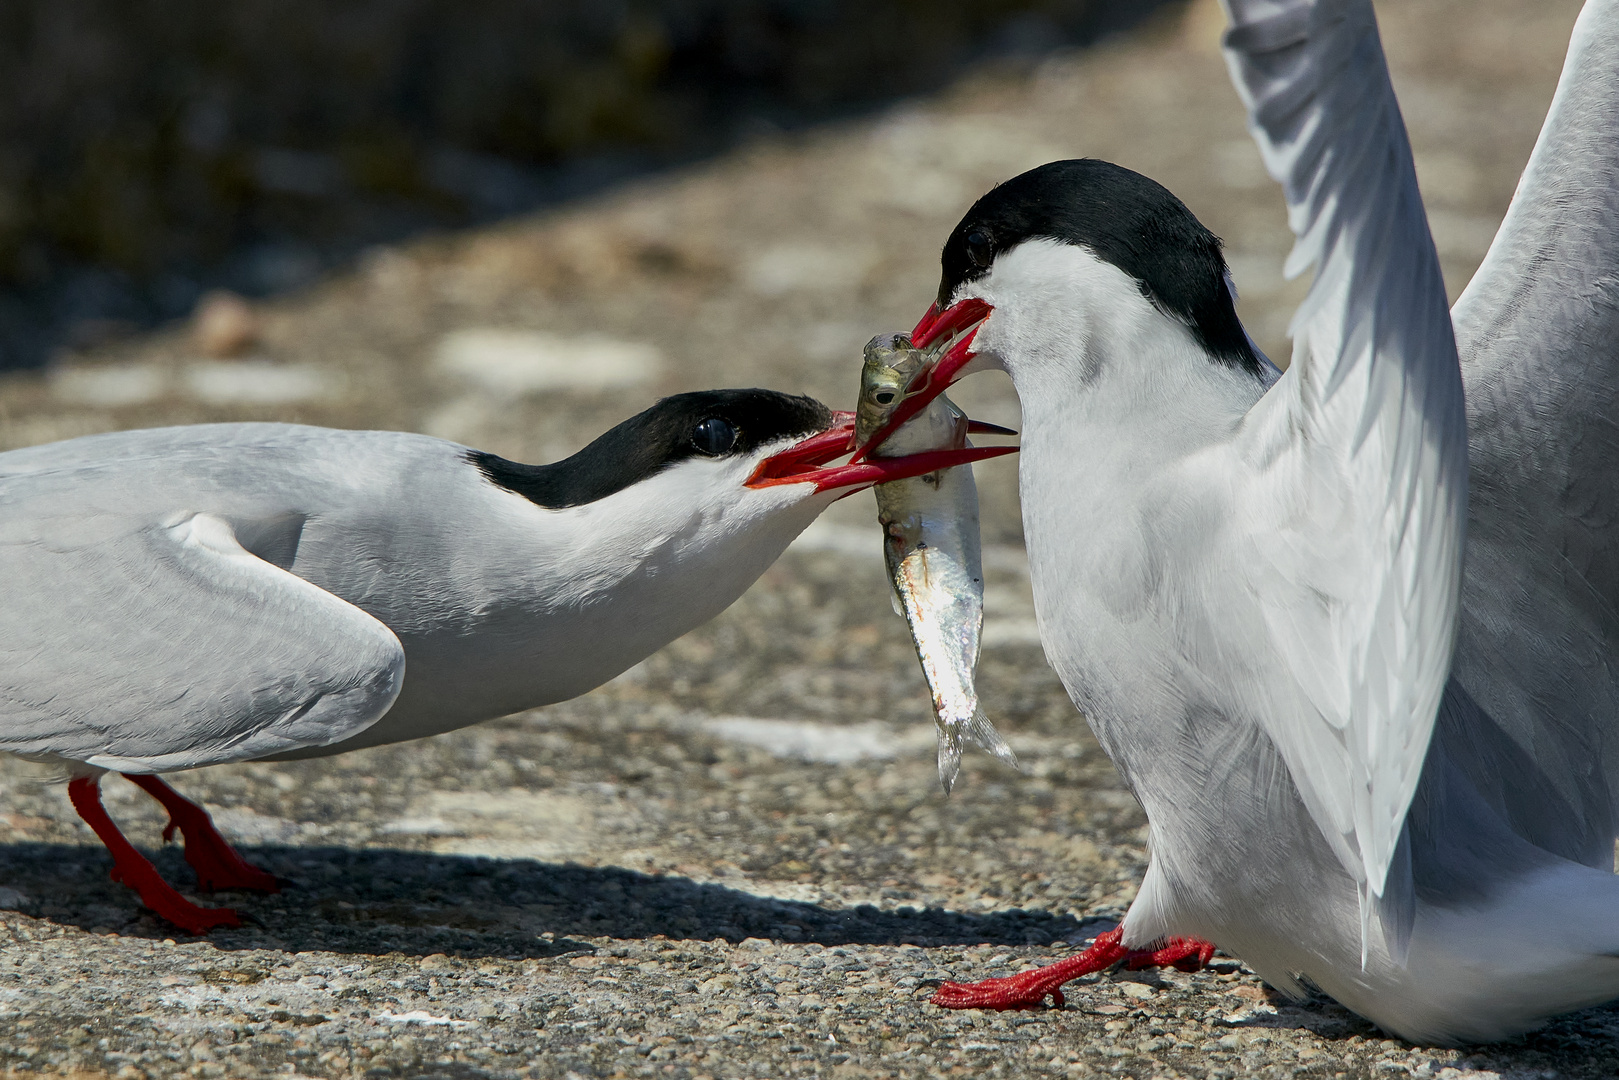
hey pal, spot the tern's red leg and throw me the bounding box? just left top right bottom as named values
left=124, top=774, right=280, bottom=893
left=1123, top=935, right=1216, bottom=973
left=931, top=928, right=1216, bottom=1010
left=66, top=777, right=241, bottom=934
left=933, top=928, right=1127, bottom=1009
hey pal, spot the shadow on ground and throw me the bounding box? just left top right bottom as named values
left=0, top=841, right=1082, bottom=959
left=14, top=841, right=1619, bottom=1078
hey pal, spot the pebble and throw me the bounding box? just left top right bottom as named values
left=191, top=291, right=261, bottom=358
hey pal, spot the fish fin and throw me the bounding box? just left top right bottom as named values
left=937, top=729, right=964, bottom=795
left=938, top=710, right=1019, bottom=794
left=966, top=709, right=1020, bottom=771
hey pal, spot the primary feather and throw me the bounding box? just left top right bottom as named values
left=1223, top=0, right=1469, bottom=959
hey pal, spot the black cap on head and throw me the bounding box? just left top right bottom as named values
left=939, top=159, right=1262, bottom=377
left=470, top=388, right=833, bottom=509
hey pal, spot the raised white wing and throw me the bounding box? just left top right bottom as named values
left=1448, top=0, right=1619, bottom=868
left=1222, top=0, right=1469, bottom=942
left=0, top=505, right=405, bottom=772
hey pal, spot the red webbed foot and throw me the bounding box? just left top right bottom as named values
left=933, top=928, right=1129, bottom=1009
left=124, top=774, right=280, bottom=893
left=68, top=777, right=243, bottom=934
left=1123, top=935, right=1215, bottom=972
left=931, top=928, right=1216, bottom=1010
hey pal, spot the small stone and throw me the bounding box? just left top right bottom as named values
left=192, top=291, right=261, bottom=358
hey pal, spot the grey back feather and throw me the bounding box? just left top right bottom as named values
left=0, top=427, right=408, bottom=771
left=1449, top=0, right=1619, bottom=868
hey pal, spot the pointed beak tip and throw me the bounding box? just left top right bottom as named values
left=965, top=419, right=1018, bottom=438
left=911, top=301, right=942, bottom=342
left=912, top=297, right=992, bottom=350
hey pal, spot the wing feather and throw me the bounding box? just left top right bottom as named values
left=1448, top=0, right=1619, bottom=867
left=1222, top=0, right=1469, bottom=942
left=1, top=508, right=405, bottom=771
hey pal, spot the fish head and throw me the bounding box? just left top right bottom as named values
left=852, top=328, right=1015, bottom=461
left=856, top=333, right=929, bottom=447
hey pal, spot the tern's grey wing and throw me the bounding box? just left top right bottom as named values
left=1222, top=0, right=1468, bottom=928
left=0, top=499, right=405, bottom=772
left=1447, top=0, right=1619, bottom=868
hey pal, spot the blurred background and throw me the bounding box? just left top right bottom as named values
left=0, top=0, right=1173, bottom=371
left=0, top=0, right=1578, bottom=535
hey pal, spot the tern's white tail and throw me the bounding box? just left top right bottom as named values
left=1300, top=859, right=1619, bottom=1044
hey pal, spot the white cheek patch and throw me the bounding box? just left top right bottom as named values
left=965, top=239, right=1160, bottom=378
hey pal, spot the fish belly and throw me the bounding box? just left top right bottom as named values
left=877, top=462, right=1015, bottom=792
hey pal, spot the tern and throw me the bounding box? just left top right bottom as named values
left=871, top=0, right=1619, bottom=1044
left=1, top=390, right=1013, bottom=933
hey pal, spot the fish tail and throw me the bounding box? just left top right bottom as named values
left=936, top=709, right=1019, bottom=794
left=966, top=708, right=1020, bottom=770
left=937, top=727, right=965, bottom=795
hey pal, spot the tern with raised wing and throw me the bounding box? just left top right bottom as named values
left=1, top=391, right=1013, bottom=933
left=859, top=0, right=1619, bottom=1044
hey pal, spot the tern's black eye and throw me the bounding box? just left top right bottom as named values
left=965, top=229, right=994, bottom=268
left=691, top=416, right=737, bottom=456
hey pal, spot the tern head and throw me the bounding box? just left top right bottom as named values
left=470, top=387, right=1013, bottom=537
left=464, top=388, right=1013, bottom=655
left=865, top=160, right=1269, bottom=452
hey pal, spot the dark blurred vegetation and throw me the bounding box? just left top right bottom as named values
left=0, top=0, right=1169, bottom=368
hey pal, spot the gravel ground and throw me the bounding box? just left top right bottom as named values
left=1, top=1, right=1614, bottom=1076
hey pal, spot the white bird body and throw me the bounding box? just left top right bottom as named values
left=1, top=391, right=1016, bottom=932
left=916, top=0, right=1619, bottom=1043
left=1, top=421, right=822, bottom=770
left=993, top=248, right=1619, bottom=1041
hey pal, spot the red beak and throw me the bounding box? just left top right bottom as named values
left=850, top=297, right=995, bottom=462
left=746, top=410, right=1017, bottom=493
left=913, top=296, right=992, bottom=350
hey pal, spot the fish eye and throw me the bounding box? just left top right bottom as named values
left=691, top=416, right=737, bottom=456
left=873, top=390, right=897, bottom=406
left=965, top=229, right=994, bottom=268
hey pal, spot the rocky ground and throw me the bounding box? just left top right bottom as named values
left=0, top=0, right=1612, bottom=1077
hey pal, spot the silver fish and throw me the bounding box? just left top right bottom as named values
left=857, top=332, right=1018, bottom=793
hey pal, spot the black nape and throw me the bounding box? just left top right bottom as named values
left=468, top=389, right=832, bottom=509
left=939, top=158, right=1264, bottom=378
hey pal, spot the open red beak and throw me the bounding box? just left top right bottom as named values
left=849, top=297, right=995, bottom=462
left=746, top=409, right=1017, bottom=493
